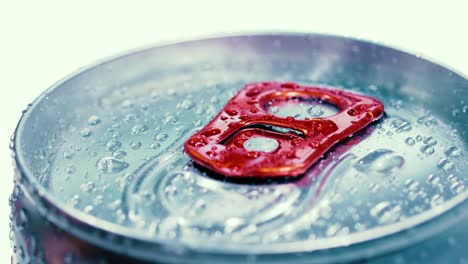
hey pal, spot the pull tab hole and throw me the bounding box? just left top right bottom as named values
left=266, top=97, right=339, bottom=119
left=243, top=137, right=279, bottom=153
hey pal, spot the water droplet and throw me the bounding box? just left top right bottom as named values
left=93, top=195, right=104, bottom=206
left=437, top=158, right=454, bottom=171
left=370, top=201, right=401, bottom=224
left=419, top=145, right=435, bottom=155
left=105, top=139, right=122, bottom=152
left=347, top=109, right=359, bottom=116
left=269, top=106, right=279, bottom=114
left=405, top=180, right=419, bottom=191
left=65, top=165, right=76, bottom=174
left=131, top=140, right=142, bottom=150
left=177, top=99, right=195, bottom=110
left=405, top=137, right=415, bottom=145
left=96, top=157, right=129, bottom=174
left=325, top=224, right=342, bottom=237
left=210, top=96, right=219, bottom=104
left=80, top=128, right=92, bottom=137
left=427, top=174, right=440, bottom=184
left=246, top=151, right=261, bottom=159
left=131, top=124, right=148, bottom=135
left=450, top=182, right=465, bottom=193
left=391, top=117, right=412, bottom=133
left=113, top=150, right=127, bottom=159
left=306, top=105, right=324, bottom=117
left=156, top=217, right=181, bottom=240
left=243, top=137, right=279, bottom=153
left=417, top=113, right=438, bottom=127
left=430, top=194, right=444, bottom=207
left=87, top=115, right=101, bottom=125
left=201, top=128, right=222, bottom=137
left=70, top=195, right=81, bottom=207
left=354, top=149, right=405, bottom=174
left=80, top=181, right=95, bottom=193
left=444, top=146, right=462, bottom=158
left=108, top=199, right=122, bottom=210
left=121, top=100, right=133, bottom=109
left=423, top=136, right=437, bottom=146
left=225, top=109, right=238, bottom=116
left=83, top=205, right=94, bottom=214
left=150, top=142, right=161, bottom=149
left=155, top=133, right=168, bottom=142
left=224, top=217, right=246, bottom=234
left=63, top=150, right=74, bottom=160
left=188, top=137, right=207, bottom=147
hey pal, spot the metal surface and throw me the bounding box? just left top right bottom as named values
left=10, top=33, right=468, bottom=263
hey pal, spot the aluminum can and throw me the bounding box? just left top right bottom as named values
left=10, top=33, right=468, bottom=264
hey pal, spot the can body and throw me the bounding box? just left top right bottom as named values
left=10, top=34, right=468, bottom=264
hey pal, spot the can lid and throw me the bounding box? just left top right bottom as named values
left=185, top=81, right=384, bottom=178
left=12, top=33, right=468, bottom=263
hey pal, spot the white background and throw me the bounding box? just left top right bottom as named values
left=1, top=1, right=467, bottom=262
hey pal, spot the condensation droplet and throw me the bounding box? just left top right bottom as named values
left=405, top=137, right=415, bottom=145
left=450, top=182, right=465, bottom=193
left=423, top=136, right=437, bottom=146
left=65, top=165, right=76, bottom=174
left=419, top=144, right=435, bottom=155
left=370, top=201, right=401, bottom=224
left=150, top=142, right=161, bottom=149
left=430, top=194, right=444, bottom=207
left=155, top=133, right=168, bottom=142
left=96, top=157, right=129, bottom=174
left=306, top=105, right=325, bottom=117
left=354, top=149, right=405, bottom=174
left=177, top=99, right=195, bottom=110
left=444, top=146, right=462, bottom=158
left=131, top=124, right=148, bottom=135
left=131, top=141, right=142, bottom=150
left=437, top=158, right=454, bottom=172
left=105, top=139, right=122, bottom=152
left=113, top=150, right=127, bottom=159
left=87, top=115, right=101, bottom=125
left=80, top=181, right=95, bottom=193
left=80, top=128, right=92, bottom=137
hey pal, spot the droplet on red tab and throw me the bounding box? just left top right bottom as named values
left=281, top=82, right=297, bottom=89
left=309, top=140, right=320, bottom=148
left=247, top=151, right=260, bottom=159
left=188, top=137, right=207, bottom=147
left=286, top=151, right=296, bottom=159
left=201, top=128, right=222, bottom=137
left=246, top=88, right=261, bottom=97
left=234, top=139, right=245, bottom=148
left=206, top=151, right=217, bottom=158
left=226, top=146, right=236, bottom=151
left=348, top=109, right=359, bottom=116
left=225, top=109, right=238, bottom=116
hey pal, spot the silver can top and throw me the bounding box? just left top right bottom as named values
left=13, top=34, right=468, bottom=263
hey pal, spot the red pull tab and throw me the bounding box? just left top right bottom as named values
left=185, top=82, right=384, bottom=178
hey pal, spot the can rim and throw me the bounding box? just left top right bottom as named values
left=11, top=32, right=468, bottom=262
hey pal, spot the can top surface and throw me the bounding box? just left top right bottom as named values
left=12, top=33, right=468, bottom=262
